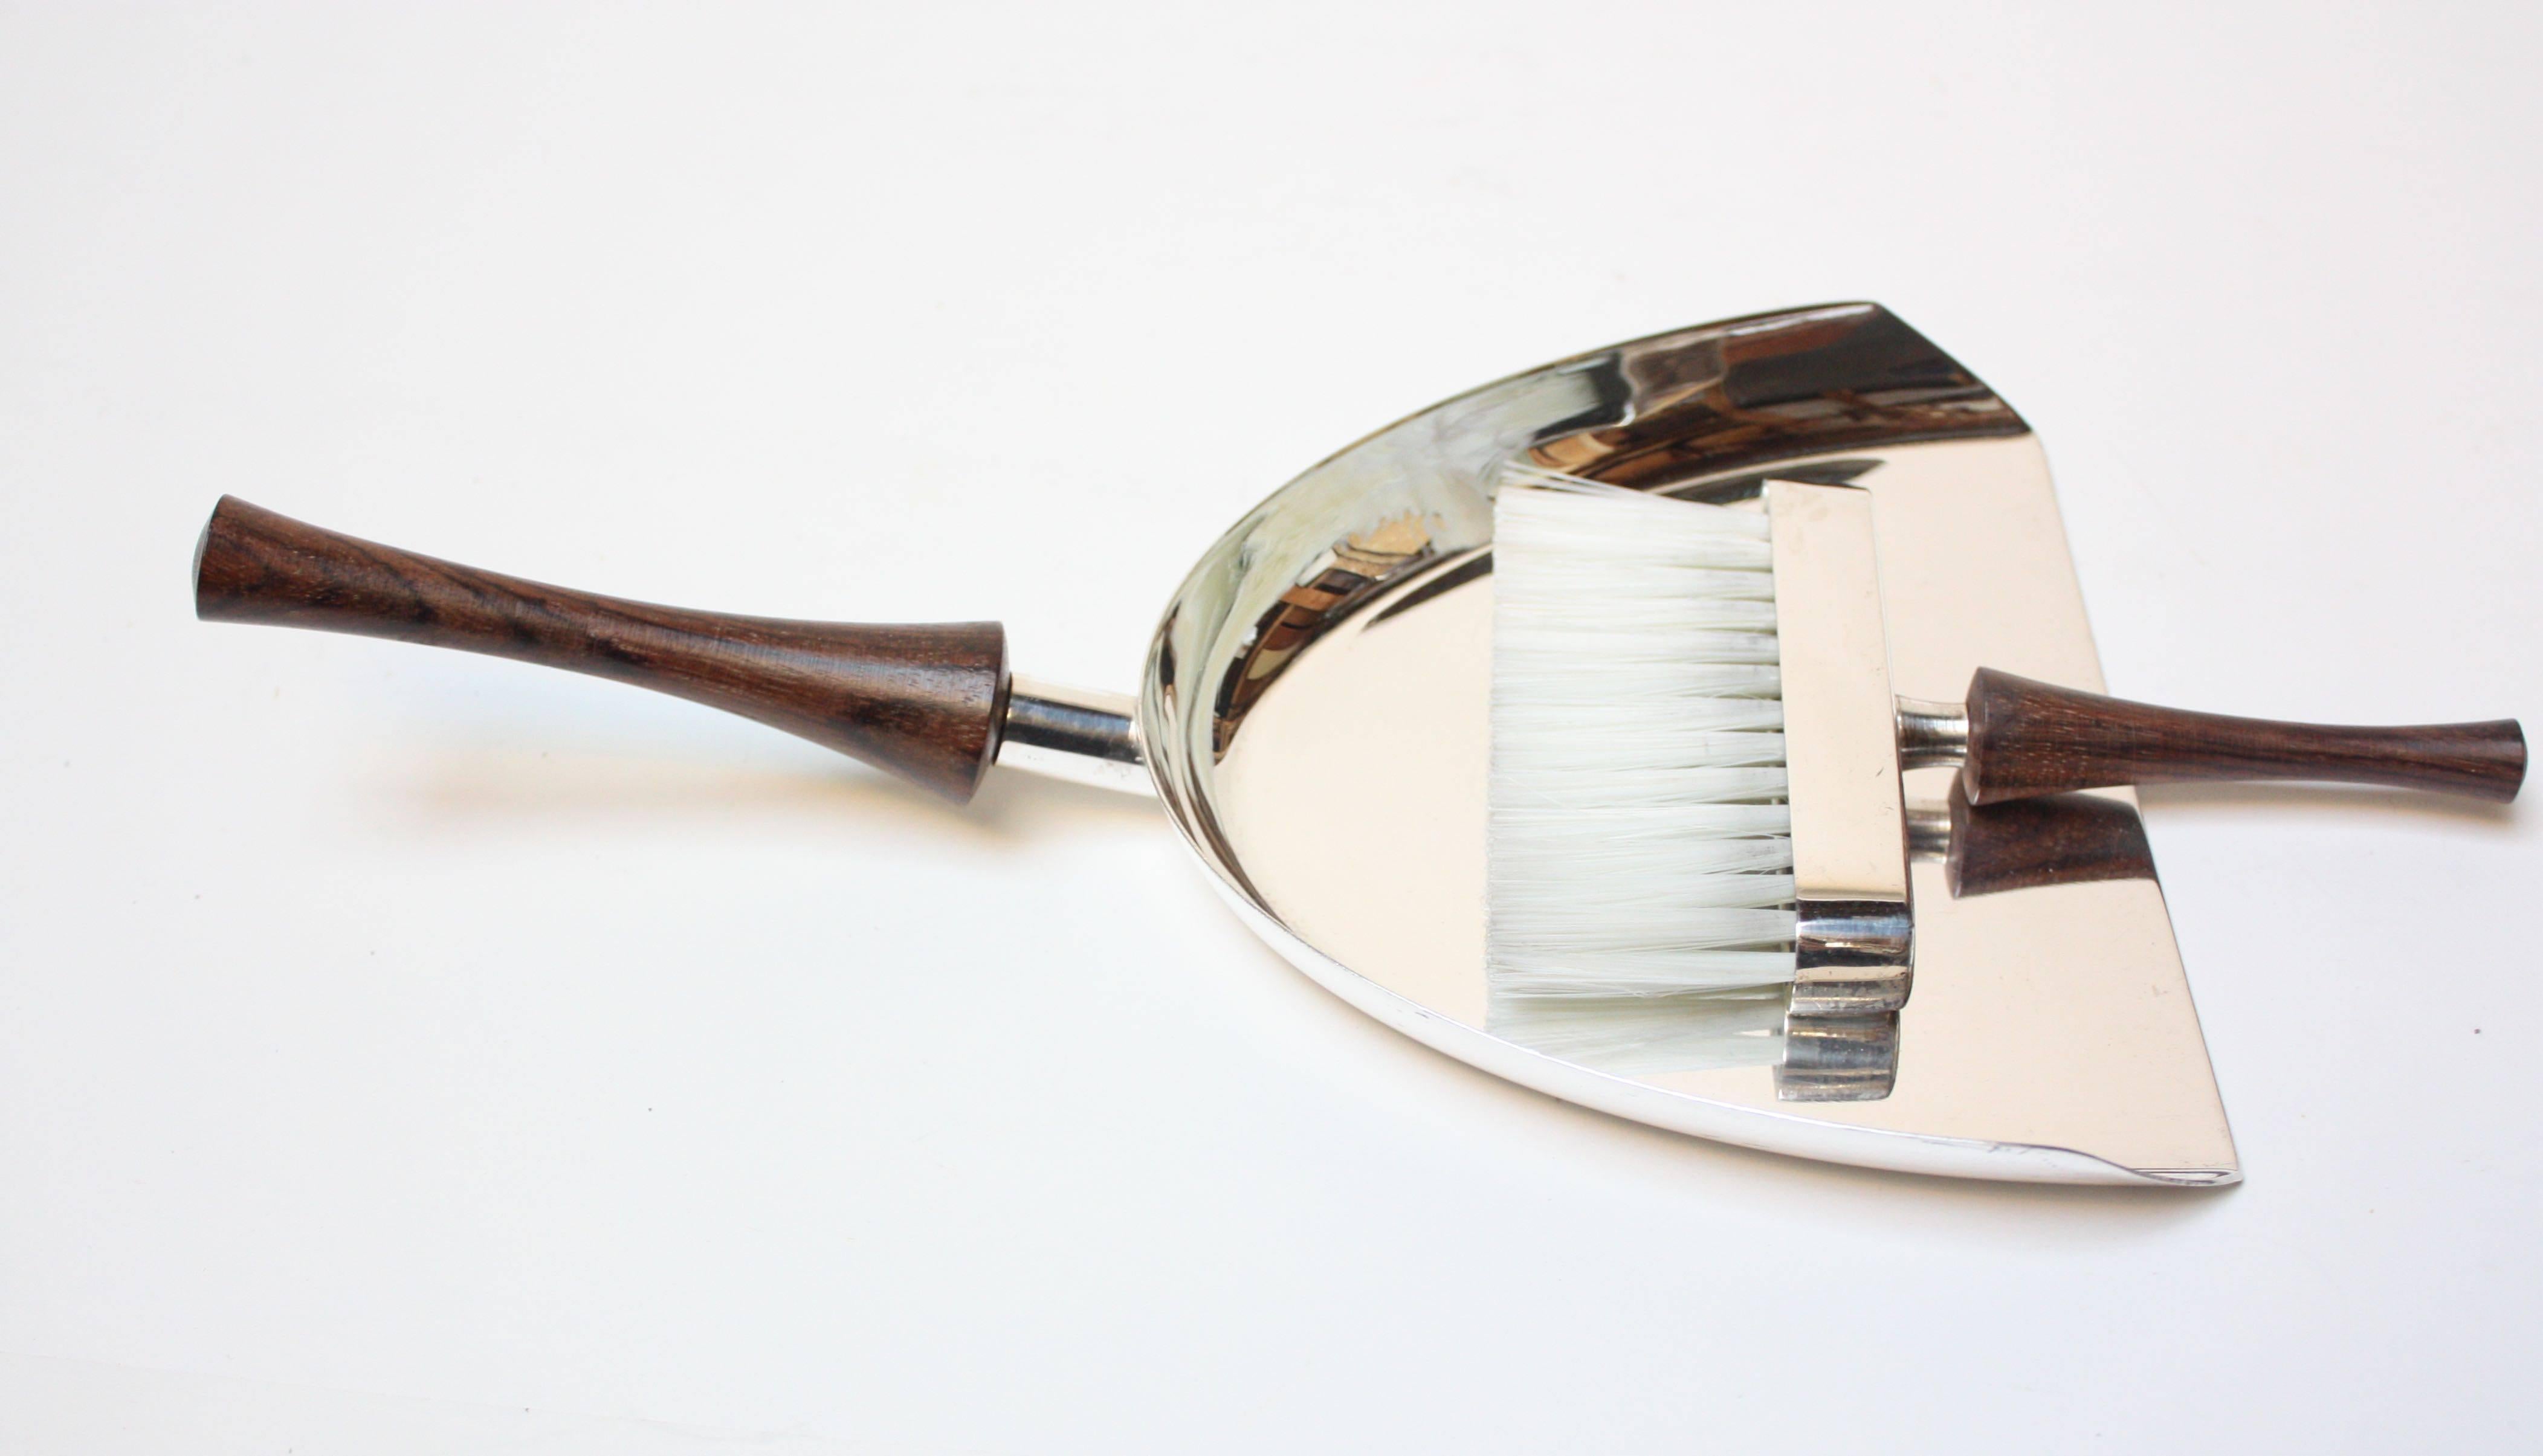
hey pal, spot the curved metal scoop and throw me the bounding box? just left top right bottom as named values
left=1140, top=303, right=2239, bottom=1185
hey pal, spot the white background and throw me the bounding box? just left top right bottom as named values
left=4, top=3, right=2539, bottom=1451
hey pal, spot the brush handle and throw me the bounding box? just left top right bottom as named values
left=1959, top=668, right=2526, bottom=805
left=194, top=497, right=1010, bottom=802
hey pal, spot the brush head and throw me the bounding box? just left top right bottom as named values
left=1485, top=468, right=1915, bottom=1075
left=1487, top=468, right=1801, bottom=1071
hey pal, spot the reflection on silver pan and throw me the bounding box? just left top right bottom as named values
left=1140, top=304, right=2238, bottom=1184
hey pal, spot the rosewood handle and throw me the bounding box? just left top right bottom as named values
left=1960, top=667, right=2525, bottom=806
left=194, top=497, right=1009, bottom=802
left=1943, top=781, right=2154, bottom=898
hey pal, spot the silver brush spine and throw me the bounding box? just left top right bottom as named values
left=1762, top=482, right=1915, bottom=1021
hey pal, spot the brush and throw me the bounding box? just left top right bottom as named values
left=1484, top=466, right=2525, bottom=1075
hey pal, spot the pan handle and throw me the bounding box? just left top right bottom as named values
left=195, top=496, right=1012, bottom=802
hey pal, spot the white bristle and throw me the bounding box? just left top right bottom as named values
left=1481, top=988, right=1788, bottom=1077
left=1487, top=466, right=1796, bottom=1071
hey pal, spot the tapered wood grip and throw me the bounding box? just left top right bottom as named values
left=1960, top=668, right=2525, bottom=806
left=195, top=497, right=1009, bottom=802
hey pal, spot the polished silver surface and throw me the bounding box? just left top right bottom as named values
left=1766, top=482, right=1913, bottom=1020
left=1896, top=698, right=1972, bottom=771
left=1129, top=303, right=2238, bottom=1185
left=1785, top=900, right=1915, bottom=1020
left=998, top=677, right=1150, bottom=794
left=1776, top=1014, right=1902, bottom=1102
left=1904, top=800, right=1954, bottom=860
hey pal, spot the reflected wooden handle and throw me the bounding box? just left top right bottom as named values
left=1944, top=781, right=2155, bottom=898
left=1960, top=668, right=2525, bottom=806
left=193, top=497, right=1009, bottom=802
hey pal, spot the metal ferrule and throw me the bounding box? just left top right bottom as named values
left=997, top=677, right=1152, bottom=794
left=1895, top=697, right=1971, bottom=771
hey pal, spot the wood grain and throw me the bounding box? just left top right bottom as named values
left=195, top=496, right=1009, bottom=802
left=1945, top=781, right=2156, bottom=899
left=1960, top=667, right=2525, bottom=806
